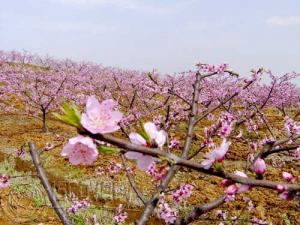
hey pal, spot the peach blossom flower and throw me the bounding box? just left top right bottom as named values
left=61, top=136, right=98, bottom=165
left=125, top=122, right=167, bottom=171
left=81, top=96, right=122, bottom=134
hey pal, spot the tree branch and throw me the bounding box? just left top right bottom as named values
left=120, top=154, right=147, bottom=206
left=28, top=142, right=72, bottom=225
left=175, top=195, right=226, bottom=225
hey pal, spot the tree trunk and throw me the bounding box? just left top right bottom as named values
left=42, top=109, right=49, bottom=133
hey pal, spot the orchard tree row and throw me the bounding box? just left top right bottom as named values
left=1, top=50, right=300, bottom=224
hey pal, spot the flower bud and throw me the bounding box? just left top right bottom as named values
left=253, top=158, right=266, bottom=175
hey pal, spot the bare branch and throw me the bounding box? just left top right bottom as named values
left=175, top=195, right=226, bottom=225
left=28, top=142, right=72, bottom=225
left=120, top=154, right=146, bottom=205
left=136, top=71, right=203, bottom=225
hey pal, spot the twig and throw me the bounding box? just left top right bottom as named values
left=28, top=142, right=72, bottom=225
left=194, top=79, right=255, bottom=125
left=175, top=195, right=226, bottom=225
left=120, top=154, right=146, bottom=205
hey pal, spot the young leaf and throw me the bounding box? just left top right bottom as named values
left=53, top=101, right=81, bottom=128
left=98, top=145, right=120, bottom=155
left=137, top=121, right=151, bottom=142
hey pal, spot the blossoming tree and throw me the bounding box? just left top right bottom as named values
left=2, top=51, right=300, bottom=224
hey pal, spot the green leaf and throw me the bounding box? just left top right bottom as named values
left=52, top=101, right=81, bottom=128
left=98, top=145, right=120, bottom=155
left=137, top=121, right=151, bottom=142
left=214, top=162, right=223, bottom=171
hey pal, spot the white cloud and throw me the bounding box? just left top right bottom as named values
left=266, top=16, right=300, bottom=27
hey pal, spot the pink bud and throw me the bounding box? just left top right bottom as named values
left=225, top=184, right=238, bottom=195
left=276, top=184, right=285, bottom=193
left=282, top=172, right=293, bottom=182
left=221, top=179, right=234, bottom=187
left=253, top=158, right=266, bottom=175
left=279, top=191, right=294, bottom=201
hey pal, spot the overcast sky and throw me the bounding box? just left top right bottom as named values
left=1, top=0, right=300, bottom=76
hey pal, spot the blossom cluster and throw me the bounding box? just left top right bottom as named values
left=218, top=113, right=235, bottom=138
left=67, top=194, right=90, bottom=214
left=158, top=193, right=178, bottom=224
left=222, top=171, right=250, bottom=202
left=197, top=63, right=228, bottom=74
left=201, top=139, right=231, bottom=169
left=113, top=204, right=128, bottom=223
left=285, top=117, right=300, bottom=137
left=0, top=174, right=9, bottom=189
left=108, top=160, right=122, bottom=174
left=171, top=183, right=193, bottom=205
left=146, top=162, right=168, bottom=181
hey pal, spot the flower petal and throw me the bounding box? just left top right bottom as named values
left=129, top=133, right=147, bottom=146
left=137, top=155, right=157, bottom=171
left=155, top=130, right=167, bottom=148
left=85, top=96, right=102, bottom=118
left=144, top=122, right=158, bottom=140
left=124, top=152, right=142, bottom=160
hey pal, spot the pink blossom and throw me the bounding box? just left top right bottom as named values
left=215, top=210, right=228, bottom=220
left=284, top=117, right=300, bottom=137
left=250, top=142, right=258, bottom=151
left=44, top=142, right=54, bottom=151
left=207, top=113, right=214, bottom=121
left=16, top=147, right=25, bottom=159
left=197, top=63, right=228, bottom=74
left=225, top=194, right=236, bottom=202
left=95, top=167, right=105, bottom=176
left=276, top=184, right=285, bottom=193
left=225, top=184, right=238, bottom=195
left=125, top=122, right=167, bottom=170
left=235, top=171, right=250, bottom=193
left=53, top=134, right=62, bottom=141
left=113, top=204, right=128, bottom=223
left=0, top=174, right=9, bottom=189
left=81, top=96, right=122, bottom=134
left=279, top=191, right=294, bottom=201
left=201, top=139, right=231, bottom=169
left=67, top=194, right=90, bottom=214
left=294, top=147, right=300, bottom=159
left=158, top=193, right=177, bottom=224
left=218, top=113, right=235, bottom=138
left=251, top=217, right=269, bottom=225
left=168, top=138, right=180, bottom=150
left=221, top=179, right=234, bottom=187
left=61, top=136, right=98, bottom=165
left=171, top=183, right=193, bottom=205
left=146, top=162, right=168, bottom=181
left=253, top=158, right=266, bottom=175
left=108, top=161, right=122, bottom=174
left=236, top=130, right=243, bottom=138
left=92, top=215, right=100, bottom=225
left=282, top=172, right=293, bottom=182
